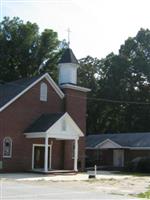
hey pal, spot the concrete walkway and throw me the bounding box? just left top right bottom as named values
left=0, top=171, right=132, bottom=181
left=0, top=172, right=89, bottom=181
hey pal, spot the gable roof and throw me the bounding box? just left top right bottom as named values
left=24, top=112, right=84, bottom=140
left=0, top=73, right=64, bottom=112
left=25, top=113, right=64, bottom=132
left=59, top=48, right=78, bottom=64
left=95, top=139, right=122, bottom=149
left=0, top=75, right=41, bottom=109
left=86, top=133, right=150, bottom=149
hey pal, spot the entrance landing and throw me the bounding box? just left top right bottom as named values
left=32, top=169, right=76, bottom=174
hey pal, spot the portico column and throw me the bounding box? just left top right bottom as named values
left=44, top=135, right=48, bottom=172
left=74, top=138, right=78, bottom=172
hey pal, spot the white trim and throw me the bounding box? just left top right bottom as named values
left=40, top=82, right=48, bottom=101
left=24, top=112, right=84, bottom=140
left=58, top=63, right=79, bottom=69
left=24, top=132, right=46, bottom=138
left=60, top=84, right=91, bottom=92
left=32, top=144, right=52, bottom=170
left=0, top=73, right=64, bottom=112
left=95, top=139, right=122, bottom=149
left=72, top=141, right=75, bottom=159
left=46, top=112, right=83, bottom=139
left=129, top=147, right=150, bottom=150
left=45, top=73, right=64, bottom=98
left=86, top=146, right=150, bottom=150
left=113, top=149, right=124, bottom=167
left=74, top=138, right=78, bottom=172
left=44, top=136, right=48, bottom=172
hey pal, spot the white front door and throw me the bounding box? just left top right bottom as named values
left=113, top=150, right=124, bottom=167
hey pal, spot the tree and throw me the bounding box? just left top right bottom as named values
left=78, top=56, right=102, bottom=133
left=0, top=17, right=61, bottom=82
left=79, top=29, right=150, bottom=133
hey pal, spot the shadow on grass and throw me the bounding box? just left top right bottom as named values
left=115, top=171, right=150, bottom=177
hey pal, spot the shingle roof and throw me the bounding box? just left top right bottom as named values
left=86, top=133, right=150, bottom=148
left=0, top=74, right=42, bottom=109
left=59, top=48, right=78, bottom=64
left=24, top=113, right=64, bottom=132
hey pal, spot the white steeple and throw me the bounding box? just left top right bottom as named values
left=58, top=48, right=79, bottom=85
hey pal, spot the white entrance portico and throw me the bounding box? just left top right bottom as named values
left=24, top=113, right=83, bottom=173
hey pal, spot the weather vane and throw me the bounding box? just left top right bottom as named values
left=66, top=28, right=71, bottom=47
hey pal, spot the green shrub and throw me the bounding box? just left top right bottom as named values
left=125, top=157, right=150, bottom=173
left=137, top=157, right=150, bottom=173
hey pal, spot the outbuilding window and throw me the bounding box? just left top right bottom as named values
left=40, top=82, right=47, bottom=101
left=3, top=137, right=12, bottom=158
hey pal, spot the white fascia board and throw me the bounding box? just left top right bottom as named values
left=64, top=112, right=84, bottom=137
left=129, top=147, right=150, bottom=150
left=47, top=135, right=79, bottom=140
left=45, top=73, right=64, bottom=98
left=95, top=139, right=123, bottom=149
left=60, top=84, right=91, bottom=92
left=24, top=132, right=46, bottom=138
left=0, top=73, right=64, bottom=113
left=46, top=112, right=84, bottom=139
left=58, top=63, right=79, bottom=69
left=86, top=146, right=150, bottom=150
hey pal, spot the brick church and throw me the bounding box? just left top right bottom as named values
left=0, top=48, right=90, bottom=172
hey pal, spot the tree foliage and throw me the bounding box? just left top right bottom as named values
left=0, top=17, right=61, bottom=82
left=1, top=17, right=150, bottom=134
left=78, top=28, right=150, bottom=134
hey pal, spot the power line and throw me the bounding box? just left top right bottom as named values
left=66, top=94, right=150, bottom=105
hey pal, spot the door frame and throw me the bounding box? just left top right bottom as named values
left=113, top=149, right=124, bottom=167
left=32, top=144, right=52, bottom=170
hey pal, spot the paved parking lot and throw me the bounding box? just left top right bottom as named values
left=0, top=178, right=141, bottom=200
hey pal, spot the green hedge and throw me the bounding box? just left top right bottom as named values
left=126, top=157, right=150, bottom=173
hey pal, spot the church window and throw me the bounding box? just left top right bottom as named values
left=3, top=137, right=12, bottom=158
left=40, top=82, right=47, bottom=101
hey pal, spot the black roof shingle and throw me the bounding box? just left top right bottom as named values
left=0, top=74, right=43, bottom=109
left=86, top=133, right=150, bottom=148
left=25, top=113, right=64, bottom=133
left=59, top=48, right=78, bottom=64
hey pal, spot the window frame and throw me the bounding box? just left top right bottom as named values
left=40, top=82, right=48, bottom=102
left=3, top=137, right=12, bottom=158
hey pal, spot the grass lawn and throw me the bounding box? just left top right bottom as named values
left=137, top=189, right=150, bottom=199
left=115, top=171, right=150, bottom=177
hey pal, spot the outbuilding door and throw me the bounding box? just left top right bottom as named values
left=113, top=150, right=124, bottom=167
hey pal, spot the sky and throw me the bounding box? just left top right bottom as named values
left=1, top=0, right=150, bottom=59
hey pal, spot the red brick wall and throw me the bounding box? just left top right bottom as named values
left=62, top=88, right=87, bottom=171
left=86, top=149, right=150, bottom=169
left=86, top=149, right=113, bottom=167
left=0, top=78, right=63, bottom=172
left=51, top=139, right=64, bottom=169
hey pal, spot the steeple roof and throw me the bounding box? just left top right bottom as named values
left=59, top=48, right=78, bottom=64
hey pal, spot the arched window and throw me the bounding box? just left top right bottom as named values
left=40, top=82, right=47, bottom=101
left=3, top=137, right=12, bottom=158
